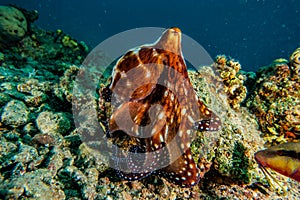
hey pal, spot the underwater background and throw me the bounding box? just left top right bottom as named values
left=3, top=0, right=300, bottom=71
left=0, top=1, right=300, bottom=199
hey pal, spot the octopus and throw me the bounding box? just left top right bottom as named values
left=99, top=27, right=221, bottom=187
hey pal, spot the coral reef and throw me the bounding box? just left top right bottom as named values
left=36, top=111, right=71, bottom=135
left=0, top=6, right=27, bottom=47
left=1, top=100, right=29, bottom=127
left=55, top=65, right=80, bottom=103
left=0, top=5, right=299, bottom=199
left=213, top=55, right=247, bottom=110
left=95, top=64, right=298, bottom=199
left=246, top=48, right=300, bottom=145
left=290, top=47, right=300, bottom=77
left=188, top=68, right=262, bottom=185
left=0, top=5, right=89, bottom=85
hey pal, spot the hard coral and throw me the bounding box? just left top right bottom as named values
left=290, top=47, right=300, bottom=78
left=246, top=47, right=300, bottom=145
left=62, top=35, right=78, bottom=49
left=213, top=55, right=247, bottom=110
left=0, top=6, right=27, bottom=48
left=56, top=65, right=80, bottom=102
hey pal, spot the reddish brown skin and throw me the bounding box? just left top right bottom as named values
left=107, top=27, right=221, bottom=187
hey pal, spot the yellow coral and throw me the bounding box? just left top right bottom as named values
left=247, top=49, right=300, bottom=145
left=214, top=55, right=247, bottom=110
left=56, top=29, right=62, bottom=35
left=289, top=47, right=300, bottom=77
left=215, top=55, right=227, bottom=65
left=62, top=35, right=78, bottom=48
left=272, top=58, right=289, bottom=65
left=290, top=47, right=300, bottom=65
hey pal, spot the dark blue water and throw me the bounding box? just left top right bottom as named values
left=3, top=0, right=300, bottom=71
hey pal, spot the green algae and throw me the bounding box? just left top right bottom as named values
left=230, top=142, right=251, bottom=184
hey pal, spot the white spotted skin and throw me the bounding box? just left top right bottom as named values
left=105, top=27, right=221, bottom=187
